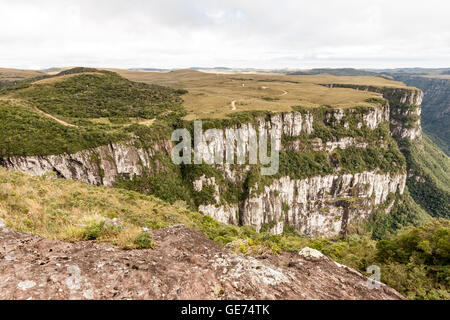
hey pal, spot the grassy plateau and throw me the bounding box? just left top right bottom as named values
left=110, top=68, right=407, bottom=120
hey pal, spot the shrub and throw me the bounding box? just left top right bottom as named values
left=84, top=220, right=122, bottom=240
left=375, top=219, right=450, bottom=299
left=133, top=232, right=154, bottom=249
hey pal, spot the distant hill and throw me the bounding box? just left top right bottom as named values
left=288, top=68, right=385, bottom=77
left=129, top=68, right=171, bottom=72
left=0, top=67, right=45, bottom=89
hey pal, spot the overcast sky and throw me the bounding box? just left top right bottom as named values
left=1, top=0, right=449, bottom=70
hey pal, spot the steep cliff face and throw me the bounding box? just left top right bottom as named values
left=244, top=173, right=405, bottom=237
left=194, top=107, right=387, bottom=164
left=0, top=142, right=168, bottom=187
left=195, top=171, right=406, bottom=237
left=1, top=87, right=420, bottom=237
left=325, top=83, right=449, bottom=219
left=324, top=84, right=423, bottom=142
left=188, top=102, right=407, bottom=237
left=379, top=87, right=423, bottom=141
left=393, top=76, right=450, bottom=155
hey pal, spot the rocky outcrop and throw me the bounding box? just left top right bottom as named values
left=277, top=112, right=315, bottom=136
left=194, top=171, right=406, bottom=237
left=242, top=172, right=405, bottom=237
left=393, top=75, right=450, bottom=155
left=288, top=137, right=368, bottom=153
left=195, top=112, right=314, bottom=164
left=195, top=106, right=388, bottom=163
left=388, top=89, right=423, bottom=141
left=0, top=141, right=171, bottom=187
left=324, top=84, right=423, bottom=141
left=193, top=175, right=239, bottom=225
left=0, top=224, right=404, bottom=300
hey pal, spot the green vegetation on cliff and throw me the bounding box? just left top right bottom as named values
left=367, top=191, right=430, bottom=240
left=324, top=82, right=449, bottom=220
left=399, top=135, right=450, bottom=219
left=180, top=103, right=406, bottom=209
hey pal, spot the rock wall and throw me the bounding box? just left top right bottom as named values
left=393, top=75, right=450, bottom=155
left=195, top=111, right=315, bottom=164
left=190, top=102, right=405, bottom=237
left=0, top=142, right=171, bottom=187
left=193, top=171, right=406, bottom=237
left=242, top=172, right=406, bottom=237
left=325, top=84, right=423, bottom=141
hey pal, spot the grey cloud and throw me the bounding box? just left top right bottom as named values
left=0, top=0, right=449, bottom=69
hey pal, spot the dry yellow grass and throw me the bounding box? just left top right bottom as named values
left=109, top=69, right=407, bottom=120
left=0, top=67, right=44, bottom=81
left=422, top=75, right=450, bottom=80
left=0, top=167, right=311, bottom=255
left=0, top=167, right=196, bottom=248
left=89, top=117, right=155, bottom=127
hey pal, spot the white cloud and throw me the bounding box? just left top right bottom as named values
left=0, top=0, right=449, bottom=69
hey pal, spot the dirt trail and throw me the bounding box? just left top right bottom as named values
left=34, top=107, right=77, bottom=127
left=0, top=224, right=404, bottom=300
left=280, top=90, right=288, bottom=96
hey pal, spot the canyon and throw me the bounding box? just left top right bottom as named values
left=0, top=77, right=424, bottom=237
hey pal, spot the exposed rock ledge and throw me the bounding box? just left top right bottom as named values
left=324, top=84, right=424, bottom=141
left=0, top=224, right=404, bottom=300
left=195, top=171, right=406, bottom=237
left=0, top=142, right=156, bottom=187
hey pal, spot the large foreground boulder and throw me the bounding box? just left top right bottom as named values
left=0, top=224, right=404, bottom=300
